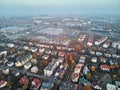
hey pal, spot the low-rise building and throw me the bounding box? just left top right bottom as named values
left=44, top=58, right=62, bottom=77
left=72, top=63, right=83, bottom=82
left=79, top=76, right=91, bottom=86
left=15, top=54, right=32, bottom=67
left=112, top=41, right=120, bottom=49
left=95, top=36, right=108, bottom=46
left=91, top=57, right=97, bottom=63
left=89, top=50, right=95, bottom=55
left=56, top=46, right=62, bottom=50
left=109, top=59, right=118, bottom=65
left=107, top=83, right=116, bottom=90
left=42, top=54, right=49, bottom=60
left=7, top=43, right=14, bottom=48
left=104, top=53, right=111, bottom=58
left=45, top=49, right=51, bottom=55
left=39, top=48, right=45, bottom=54
left=83, top=65, right=89, bottom=75
left=80, top=55, right=86, bottom=60
left=31, top=78, right=41, bottom=90
left=100, top=64, right=110, bottom=71
left=78, top=34, right=86, bottom=42
left=59, top=82, right=75, bottom=90
left=31, top=66, right=38, bottom=73
left=96, top=51, right=103, bottom=56
left=23, top=46, right=29, bottom=50
left=31, top=58, right=38, bottom=64
left=19, top=76, right=28, bottom=85
left=58, top=51, right=65, bottom=57
left=100, top=57, right=107, bottom=63
left=112, top=54, right=120, bottom=58
left=24, top=62, right=32, bottom=70
left=2, top=68, right=9, bottom=74
left=92, top=81, right=102, bottom=90
left=79, top=59, right=85, bottom=64
left=54, top=63, right=68, bottom=79
left=0, top=80, right=7, bottom=89
left=87, top=34, right=93, bottom=46
left=40, top=81, right=54, bottom=90
left=51, top=50, right=57, bottom=56
left=100, top=73, right=112, bottom=89
left=30, top=47, right=38, bottom=53
left=7, top=61, right=14, bottom=67
left=115, top=81, right=120, bottom=90
left=0, top=51, right=7, bottom=56
left=13, top=71, right=20, bottom=77
left=103, top=42, right=110, bottom=48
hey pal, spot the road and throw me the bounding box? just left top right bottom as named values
left=88, top=30, right=120, bottom=39
left=63, top=65, right=75, bottom=81
left=84, top=33, right=89, bottom=45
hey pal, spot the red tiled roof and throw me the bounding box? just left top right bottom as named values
left=73, top=73, right=79, bottom=79
left=0, top=80, right=6, bottom=86
left=59, top=51, right=65, bottom=57
left=32, top=78, right=41, bottom=89
left=100, top=57, right=107, bottom=61
left=19, top=76, right=28, bottom=85
left=88, top=34, right=93, bottom=43
left=100, top=64, right=110, bottom=71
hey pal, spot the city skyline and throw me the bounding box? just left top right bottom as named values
left=0, top=1, right=120, bottom=89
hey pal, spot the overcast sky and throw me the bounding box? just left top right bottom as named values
left=0, top=0, right=120, bottom=16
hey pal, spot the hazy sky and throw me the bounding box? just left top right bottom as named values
left=0, top=0, right=120, bottom=16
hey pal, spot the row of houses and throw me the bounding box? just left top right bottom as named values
left=87, top=34, right=93, bottom=46
left=27, top=41, right=74, bottom=51
left=112, top=41, right=120, bottom=49
left=78, top=34, right=86, bottom=42
left=77, top=34, right=119, bottom=50
left=71, top=56, right=85, bottom=82
left=88, top=49, right=120, bottom=58
left=71, top=63, right=84, bottom=82
left=95, top=36, right=108, bottom=46
left=19, top=76, right=41, bottom=90
left=15, top=54, right=32, bottom=67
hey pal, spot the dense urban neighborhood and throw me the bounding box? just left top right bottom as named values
left=0, top=15, right=120, bottom=90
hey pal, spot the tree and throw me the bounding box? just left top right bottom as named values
left=22, top=84, right=28, bottom=90
left=70, top=54, right=75, bottom=65
left=91, top=66, right=96, bottom=72
left=87, top=73, right=92, bottom=80
left=71, top=59, right=75, bottom=65
left=118, top=68, right=120, bottom=76
left=64, top=54, right=69, bottom=64
left=84, top=85, right=92, bottom=90
left=33, top=53, right=38, bottom=59
left=7, top=81, right=13, bottom=87
left=65, top=54, right=68, bottom=60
